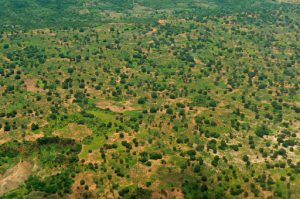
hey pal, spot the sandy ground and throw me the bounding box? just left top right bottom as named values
left=0, top=161, right=32, bottom=196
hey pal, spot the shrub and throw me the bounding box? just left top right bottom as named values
left=255, top=125, right=271, bottom=138
left=149, top=152, right=162, bottom=160
left=138, top=97, right=146, bottom=104
left=31, top=123, right=39, bottom=131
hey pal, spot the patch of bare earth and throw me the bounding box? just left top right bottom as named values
left=0, top=161, right=32, bottom=196
left=96, top=99, right=136, bottom=113
left=0, top=129, right=11, bottom=144
left=127, top=158, right=166, bottom=190
left=167, top=97, right=190, bottom=104
left=24, top=79, right=43, bottom=93
left=147, top=28, right=158, bottom=35
left=82, top=151, right=103, bottom=164
left=107, top=131, right=136, bottom=146
left=79, top=9, right=90, bottom=15
left=53, top=123, right=93, bottom=142
left=69, top=172, right=97, bottom=199
left=30, top=28, right=56, bottom=37
left=152, top=188, right=184, bottom=199
left=48, top=57, right=71, bottom=62
left=25, top=133, right=44, bottom=142
left=278, top=0, right=300, bottom=4
left=158, top=19, right=169, bottom=25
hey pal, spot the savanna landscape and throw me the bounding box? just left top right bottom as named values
left=0, top=0, right=299, bottom=198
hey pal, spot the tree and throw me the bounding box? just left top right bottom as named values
left=211, top=155, right=220, bottom=167
left=138, top=97, right=146, bottom=104
left=166, top=108, right=173, bottom=114
left=151, top=92, right=158, bottom=99
left=194, top=164, right=201, bottom=173
left=31, top=123, right=39, bottom=131
left=242, top=155, right=249, bottom=162
left=4, top=123, right=11, bottom=131
left=149, top=152, right=162, bottom=160
left=255, top=124, right=271, bottom=138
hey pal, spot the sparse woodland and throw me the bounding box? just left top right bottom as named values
left=0, top=0, right=299, bottom=198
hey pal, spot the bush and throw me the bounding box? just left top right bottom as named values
left=255, top=125, right=271, bottom=138
left=26, top=172, right=74, bottom=194
left=187, top=150, right=196, bottom=156
left=166, top=108, right=173, bottom=114
left=194, top=164, right=201, bottom=173
left=149, top=152, right=162, bottom=160
left=138, top=97, right=146, bottom=104
left=151, top=92, right=158, bottom=99
left=31, top=123, right=39, bottom=131
left=211, top=156, right=220, bottom=167
left=242, top=155, right=249, bottom=162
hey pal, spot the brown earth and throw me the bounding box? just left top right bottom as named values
left=53, top=123, right=93, bottom=142
left=24, top=79, right=44, bottom=93
left=0, top=161, right=32, bottom=196
left=96, top=99, right=136, bottom=113
left=69, top=172, right=97, bottom=199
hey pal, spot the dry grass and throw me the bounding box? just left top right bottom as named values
left=25, top=133, right=44, bottom=142
left=0, top=129, right=11, bottom=145
left=24, top=79, right=43, bottom=93
left=53, top=123, right=93, bottom=142
left=69, top=172, right=97, bottom=199
left=96, top=99, right=137, bottom=113
left=152, top=188, right=184, bottom=199
left=0, top=161, right=32, bottom=196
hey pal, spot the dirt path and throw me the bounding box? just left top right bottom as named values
left=0, top=161, right=32, bottom=196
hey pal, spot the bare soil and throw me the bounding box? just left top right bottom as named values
left=53, top=123, right=93, bottom=142
left=96, top=99, right=136, bottom=113
left=24, top=79, right=43, bottom=93
left=0, top=161, right=32, bottom=196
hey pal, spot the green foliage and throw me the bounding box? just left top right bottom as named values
left=26, top=172, right=74, bottom=194
left=138, top=97, right=147, bottom=104
left=149, top=152, right=162, bottom=160
left=0, top=141, right=20, bottom=159
left=31, top=123, right=39, bottom=131
left=118, top=186, right=152, bottom=199
left=0, top=0, right=299, bottom=198
left=255, top=125, right=271, bottom=138
left=192, top=94, right=218, bottom=108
